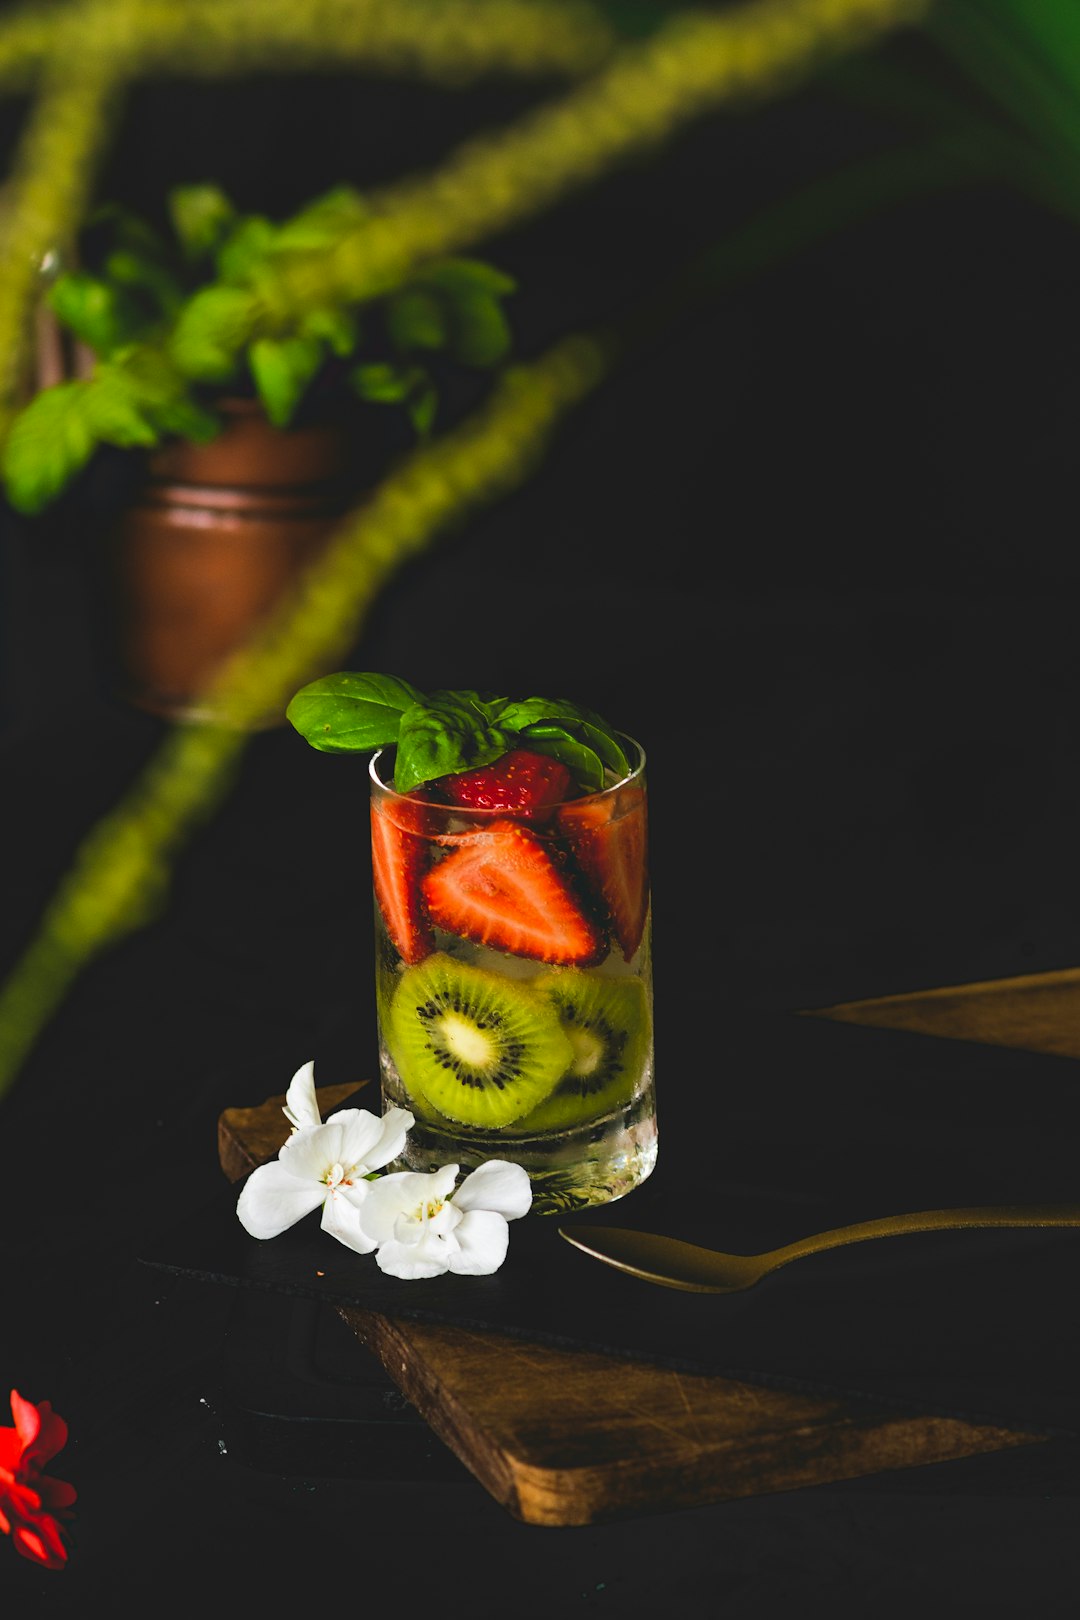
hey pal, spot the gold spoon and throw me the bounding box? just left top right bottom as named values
left=558, top=1204, right=1080, bottom=1294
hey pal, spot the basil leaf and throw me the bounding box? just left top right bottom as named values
left=249, top=334, right=324, bottom=427
left=517, top=729, right=606, bottom=793
left=269, top=186, right=370, bottom=254
left=387, top=287, right=448, bottom=352
left=408, top=378, right=438, bottom=439
left=423, top=258, right=517, bottom=298
left=215, top=215, right=277, bottom=285
left=500, top=697, right=629, bottom=776
left=167, top=285, right=258, bottom=382
left=445, top=287, right=512, bottom=368
left=83, top=370, right=159, bottom=447
left=351, top=361, right=424, bottom=404
left=285, top=671, right=424, bottom=754
left=168, top=183, right=237, bottom=262
left=429, top=688, right=507, bottom=721
left=48, top=272, right=149, bottom=357
left=471, top=693, right=512, bottom=724
left=0, top=379, right=97, bottom=514
left=395, top=694, right=511, bottom=792
left=299, top=304, right=358, bottom=357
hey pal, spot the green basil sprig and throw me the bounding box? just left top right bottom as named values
left=285, top=673, right=629, bottom=793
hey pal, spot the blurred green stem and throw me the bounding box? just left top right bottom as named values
left=0, top=0, right=619, bottom=90
left=0, top=58, right=123, bottom=417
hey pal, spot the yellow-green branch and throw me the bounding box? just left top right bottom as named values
left=0, top=0, right=617, bottom=92
left=249, top=0, right=934, bottom=314
left=0, top=330, right=611, bottom=1098
left=0, top=58, right=122, bottom=413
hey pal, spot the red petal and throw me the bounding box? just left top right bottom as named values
left=9, top=1390, right=39, bottom=1453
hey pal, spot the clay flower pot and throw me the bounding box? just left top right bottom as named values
left=103, top=397, right=362, bottom=727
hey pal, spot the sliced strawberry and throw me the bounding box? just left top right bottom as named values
left=421, top=819, right=604, bottom=965
left=370, top=796, right=435, bottom=965
left=437, top=749, right=574, bottom=819
left=557, top=783, right=649, bottom=962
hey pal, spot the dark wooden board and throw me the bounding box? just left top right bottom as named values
left=811, top=967, right=1080, bottom=1059
left=218, top=1078, right=1043, bottom=1526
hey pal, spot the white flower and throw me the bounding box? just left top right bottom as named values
left=356, top=1159, right=533, bottom=1279
left=281, top=1059, right=323, bottom=1133
left=236, top=1060, right=413, bottom=1254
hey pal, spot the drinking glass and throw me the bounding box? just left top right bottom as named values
left=369, top=736, right=657, bottom=1214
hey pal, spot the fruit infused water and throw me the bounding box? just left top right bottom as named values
left=287, top=675, right=657, bottom=1213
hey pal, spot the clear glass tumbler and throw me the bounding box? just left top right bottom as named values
left=370, top=736, right=657, bottom=1214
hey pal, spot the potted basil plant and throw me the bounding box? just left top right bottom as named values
left=1, top=183, right=517, bottom=724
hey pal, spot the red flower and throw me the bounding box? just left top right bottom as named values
left=0, top=1389, right=76, bottom=1569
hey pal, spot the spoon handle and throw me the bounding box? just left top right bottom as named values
left=767, top=1204, right=1080, bottom=1273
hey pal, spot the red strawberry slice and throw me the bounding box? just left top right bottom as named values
left=438, top=749, right=574, bottom=819
left=370, top=796, right=435, bottom=965
left=421, top=819, right=604, bottom=965
left=557, top=783, right=649, bottom=962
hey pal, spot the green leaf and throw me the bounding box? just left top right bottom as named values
left=215, top=215, right=277, bottom=285
left=428, top=688, right=507, bottom=722
left=350, top=361, right=437, bottom=438
left=248, top=334, right=324, bottom=427
left=445, top=288, right=513, bottom=368
left=47, top=272, right=148, bottom=356
left=299, top=305, right=359, bottom=357
left=395, top=694, right=512, bottom=792
left=286, top=672, right=426, bottom=754
left=167, top=285, right=257, bottom=381
left=0, top=381, right=98, bottom=514
left=499, top=697, right=629, bottom=776
left=82, top=369, right=159, bottom=448
left=423, top=258, right=517, bottom=298
left=407, top=378, right=438, bottom=439
left=103, top=248, right=185, bottom=320
left=148, top=395, right=220, bottom=443
left=270, top=186, right=370, bottom=254
left=386, top=287, right=448, bottom=352
left=350, top=361, right=423, bottom=404
left=515, top=730, right=606, bottom=793
left=168, top=184, right=237, bottom=261
left=410, top=258, right=516, bottom=368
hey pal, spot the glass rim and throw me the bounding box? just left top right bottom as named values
left=369, top=730, right=646, bottom=809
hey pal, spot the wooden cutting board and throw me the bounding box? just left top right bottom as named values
left=218, top=1078, right=1044, bottom=1527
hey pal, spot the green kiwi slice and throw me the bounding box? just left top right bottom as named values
left=515, top=968, right=651, bottom=1133
left=386, top=952, right=573, bottom=1129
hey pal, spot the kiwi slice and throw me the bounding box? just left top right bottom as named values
left=515, top=969, right=651, bottom=1133
left=387, top=952, right=573, bottom=1129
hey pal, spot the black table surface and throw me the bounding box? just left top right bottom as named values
left=5, top=556, right=1080, bottom=1613
left=4, top=162, right=1080, bottom=1614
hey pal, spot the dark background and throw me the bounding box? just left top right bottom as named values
left=3, top=11, right=1080, bottom=1612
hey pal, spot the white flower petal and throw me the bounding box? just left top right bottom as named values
left=367, top=1106, right=415, bottom=1170
left=236, top=1161, right=325, bottom=1239
left=453, top=1160, right=532, bottom=1220
left=428, top=1201, right=462, bottom=1238
left=447, top=1209, right=510, bottom=1275
left=277, top=1119, right=344, bottom=1177
left=375, top=1237, right=449, bottom=1279
left=321, top=1189, right=378, bottom=1254
left=333, top=1108, right=392, bottom=1169
left=281, top=1059, right=322, bottom=1131
left=392, top=1211, right=424, bottom=1246
left=334, top=1105, right=413, bottom=1174
left=428, top=1163, right=461, bottom=1201
left=353, top=1171, right=424, bottom=1248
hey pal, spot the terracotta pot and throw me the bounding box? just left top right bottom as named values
left=103, top=398, right=361, bottom=726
